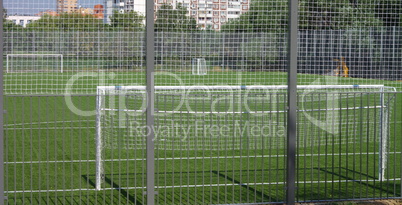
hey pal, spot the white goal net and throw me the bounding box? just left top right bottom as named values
left=95, top=85, right=395, bottom=189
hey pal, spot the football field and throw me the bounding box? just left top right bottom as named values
left=3, top=71, right=402, bottom=204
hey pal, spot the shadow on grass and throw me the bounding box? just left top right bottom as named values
left=83, top=166, right=401, bottom=203
left=83, top=169, right=284, bottom=204
left=316, top=167, right=401, bottom=197
left=82, top=174, right=144, bottom=205
left=211, top=170, right=281, bottom=202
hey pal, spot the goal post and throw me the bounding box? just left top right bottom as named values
left=95, top=85, right=395, bottom=190
left=6, top=54, right=63, bottom=73
left=192, top=58, right=207, bottom=75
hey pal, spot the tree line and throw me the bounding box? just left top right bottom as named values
left=4, top=0, right=401, bottom=32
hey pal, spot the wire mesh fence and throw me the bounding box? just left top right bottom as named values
left=3, top=30, right=402, bottom=94
left=1, top=0, right=402, bottom=204
left=3, top=91, right=401, bottom=204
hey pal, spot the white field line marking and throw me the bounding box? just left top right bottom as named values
left=101, top=105, right=384, bottom=114
left=4, top=127, right=94, bottom=130
left=5, top=152, right=400, bottom=164
left=4, top=120, right=95, bottom=127
left=5, top=178, right=402, bottom=194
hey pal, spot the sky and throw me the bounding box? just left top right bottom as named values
left=4, top=0, right=103, bottom=15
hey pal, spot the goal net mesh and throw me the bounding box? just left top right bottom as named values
left=95, top=85, right=396, bottom=189
left=97, top=85, right=395, bottom=151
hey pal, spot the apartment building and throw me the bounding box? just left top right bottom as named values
left=57, top=0, right=78, bottom=13
left=105, top=0, right=248, bottom=30
left=180, top=0, right=249, bottom=30
left=104, top=0, right=146, bottom=23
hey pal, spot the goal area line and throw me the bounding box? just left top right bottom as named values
left=7, top=152, right=400, bottom=164
left=100, top=105, right=385, bottom=114
left=6, top=178, right=401, bottom=194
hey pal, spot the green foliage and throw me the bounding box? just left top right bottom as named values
left=221, top=0, right=288, bottom=32
left=375, top=0, right=402, bottom=27
left=155, top=4, right=198, bottom=32
left=300, top=0, right=382, bottom=29
left=26, top=13, right=105, bottom=31
left=109, top=10, right=145, bottom=31
left=222, top=0, right=401, bottom=32
left=3, top=19, right=24, bottom=31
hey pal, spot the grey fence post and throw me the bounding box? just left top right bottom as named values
left=286, top=0, right=298, bottom=204
left=146, top=0, right=156, bottom=204
left=0, top=0, right=5, bottom=204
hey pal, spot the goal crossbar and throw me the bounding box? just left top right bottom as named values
left=97, top=85, right=389, bottom=91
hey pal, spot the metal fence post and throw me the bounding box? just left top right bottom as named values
left=0, top=0, right=5, bottom=203
left=146, top=0, right=156, bottom=203
left=286, top=0, right=298, bottom=204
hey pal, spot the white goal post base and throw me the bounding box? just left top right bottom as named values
left=6, top=54, right=63, bottom=73
left=95, top=85, right=395, bottom=190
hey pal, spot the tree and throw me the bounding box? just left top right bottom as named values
left=26, top=13, right=105, bottom=31
left=299, top=0, right=382, bottom=30
left=109, top=10, right=145, bottom=31
left=221, top=0, right=287, bottom=32
left=222, top=0, right=384, bottom=32
left=3, top=9, right=24, bottom=32
left=154, top=4, right=197, bottom=32
left=375, top=0, right=401, bottom=27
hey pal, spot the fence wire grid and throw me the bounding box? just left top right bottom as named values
left=1, top=0, right=402, bottom=204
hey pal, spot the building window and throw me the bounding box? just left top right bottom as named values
left=242, top=5, right=248, bottom=10
left=221, top=18, right=226, bottom=22
left=214, top=18, right=218, bottom=23
left=221, top=11, right=226, bottom=15
left=220, top=4, right=226, bottom=9
left=214, top=24, right=219, bottom=29
left=19, top=20, right=24, bottom=26
left=228, top=5, right=240, bottom=9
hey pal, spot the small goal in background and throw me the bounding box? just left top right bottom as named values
left=192, top=58, right=207, bottom=75
left=6, top=54, right=63, bottom=73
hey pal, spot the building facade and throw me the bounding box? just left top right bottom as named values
left=178, top=0, right=249, bottom=30
left=104, top=0, right=146, bottom=24
left=104, top=0, right=248, bottom=30
left=7, top=16, right=41, bottom=27
left=57, top=0, right=78, bottom=13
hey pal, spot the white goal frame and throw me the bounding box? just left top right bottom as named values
left=95, top=85, right=394, bottom=190
left=192, top=58, right=207, bottom=75
left=6, top=54, right=63, bottom=73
